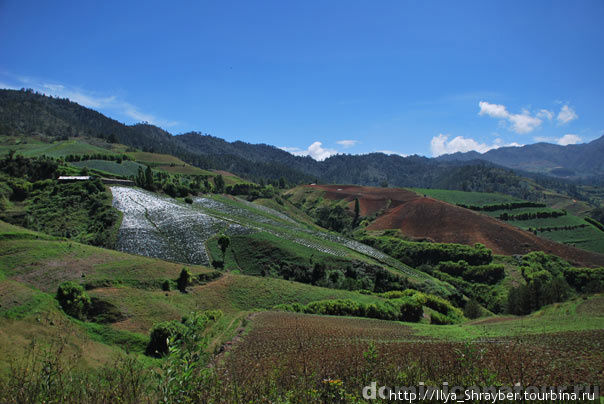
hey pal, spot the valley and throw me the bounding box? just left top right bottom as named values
left=0, top=90, right=603, bottom=402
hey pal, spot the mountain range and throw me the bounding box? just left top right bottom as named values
left=1, top=88, right=602, bottom=195
left=437, top=137, right=604, bottom=179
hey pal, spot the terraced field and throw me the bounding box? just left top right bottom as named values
left=71, top=159, right=145, bottom=177
left=110, top=187, right=431, bottom=282
left=416, top=188, right=604, bottom=254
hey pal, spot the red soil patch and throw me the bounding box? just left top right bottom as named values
left=307, top=185, right=604, bottom=267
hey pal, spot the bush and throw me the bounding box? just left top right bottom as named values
left=398, top=297, right=423, bottom=322
left=463, top=299, right=482, bottom=319
left=146, top=320, right=188, bottom=357
left=197, top=271, right=222, bottom=284
left=430, top=311, right=453, bottom=325
left=274, top=297, right=425, bottom=323
left=56, top=281, right=91, bottom=320
left=146, top=310, right=223, bottom=357
left=563, top=267, right=604, bottom=292
left=507, top=276, right=573, bottom=315
left=379, top=290, right=416, bottom=299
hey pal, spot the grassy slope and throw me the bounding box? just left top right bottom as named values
left=410, top=293, right=604, bottom=339
left=1, top=219, right=603, bottom=391
left=0, top=221, right=389, bottom=367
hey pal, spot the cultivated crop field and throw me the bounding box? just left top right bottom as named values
left=411, top=188, right=521, bottom=206
left=71, top=159, right=145, bottom=177
left=218, top=311, right=604, bottom=401
left=111, top=187, right=432, bottom=283
left=0, top=136, right=116, bottom=158
left=415, top=188, right=604, bottom=254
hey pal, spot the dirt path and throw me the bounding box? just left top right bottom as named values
left=210, top=312, right=258, bottom=366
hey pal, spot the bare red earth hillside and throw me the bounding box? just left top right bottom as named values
left=306, top=185, right=604, bottom=267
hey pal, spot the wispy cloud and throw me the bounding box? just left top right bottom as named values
left=557, top=105, right=577, bottom=124
left=536, top=109, right=553, bottom=120
left=336, top=139, right=358, bottom=148
left=1, top=75, right=179, bottom=128
left=478, top=101, right=543, bottom=134
left=430, top=133, right=522, bottom=157
left=280, top=141, right=338, bottom=161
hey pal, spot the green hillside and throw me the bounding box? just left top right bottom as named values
left=0, top=90, right=603, bottom=402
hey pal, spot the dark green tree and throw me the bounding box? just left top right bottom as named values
left=144, top=165, right=154, bottom=191
left=177, top=268, right=191, bottom=292
left=353, top=198, right=360, bottom=226
left=463, top=298, right=482, bottom=319
left=214, top=174, right=225, bottom=193
left=217, top=234, right=230, bottom=259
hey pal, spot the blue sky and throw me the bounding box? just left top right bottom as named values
left=1, top=1, right=603, bottom=159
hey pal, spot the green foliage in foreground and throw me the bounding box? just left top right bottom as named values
left=146, top=310, right=223, bottom=357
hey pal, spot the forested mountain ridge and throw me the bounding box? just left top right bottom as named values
left=0, top=89, right=600, bottom=203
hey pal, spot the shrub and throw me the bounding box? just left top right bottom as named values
left=563, top=267, right=604, bottom=292
left=430, top=311, right=453, bottom=325
left=463, top=299, right=482, bottom=319
left=462, top=264, right=505, bottom=284
left=56, top=281, right=91, bottom=320
left=197, top=271, right=222, bottom=283
left=162, top=280, right=171, bottom=291
left=359, top=235, right=492, bottom=267
left=146, top=321, right=188, bottom=357
left=146, top=310, right=223, bottom=357
left=380, top=290, right=416, bottom=299
left=398, top=297, right=423, bottom=322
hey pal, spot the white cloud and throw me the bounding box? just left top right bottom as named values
left=507, top=111, right=542, bottom=134
left=280, top=141, right=337, bottom=161
left=536, top=109, right=553, bottom=120
left=556, top=134, right=581, bottom=146
left=478, top=101, right=509, bottom=119
left=534, top=134, right=582, bottom=146
left=430, top=133, right=522, bottom=157
left=557, top=105, right=577, bottom=124
left=336, top=139, right=358, bottom=148
left=478, top=101, right=543, bottom=134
